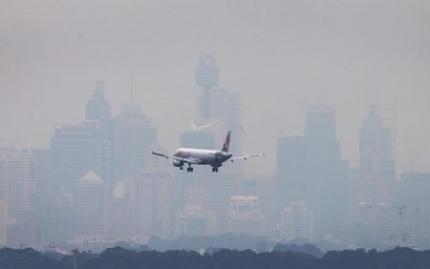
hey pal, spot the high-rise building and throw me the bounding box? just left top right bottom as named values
left=195, top=53, right=219, bottom=89
left=352, top=202, right=419, bottom=248
left=211, top=89, right=242, bottom=157
left=50, top=121, right=110, bottom=243
left=276, top=106, right=349, bottom=241
left=392, top=172, right=430, bottom=242
left=396, top=173, right=430, bottom=209
left=107, top=181, right=132, bottom=240
left=206, top=175, right=240, bottom=234
left=131, top=171, right=173, bottom=241
left=0, top=148, right=35, bottom=217
left=85, top=81, right=112, bottom=138
left=277, top=136, right=306, bottom=206
left=304, top=106, right=349, bottom=240
left=0, top=148, right=36, bottom=247
left=180, top=130, right=215, bottom=149
left=85, top=81, right=111, bottom=121
left=51, top=121, right=111, bottom=192
left=176, top=187, right=217, bottom=236
left=192, top=54, right=243, bottom=233
left=74, top=171, right=106, bottom=237
left=229, top=195, right=266, bottom=236
left=206, top=89, right=243, bottom=225
left=194, top=54, right=242, bottom=158
left=112, top=104, right=157, bottom=182
left=195, top=53, right=219, bottom=119
left=281, top=201, right=314, bottom=241
left=359, top=106, right=395, bottom=203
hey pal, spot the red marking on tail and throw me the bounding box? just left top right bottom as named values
left=222, top=131, right=231, bottom=152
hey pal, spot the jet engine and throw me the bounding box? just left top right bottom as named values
left=173, top=159, right=184, bottom=167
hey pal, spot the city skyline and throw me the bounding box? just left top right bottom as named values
left=0, top=71, right=428, bottom=249
left=1, top=0, right=430, bottom=176
left=1, top=0, right=429, bottom=252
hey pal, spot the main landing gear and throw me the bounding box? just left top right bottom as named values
left=186, top=165, right=194, bottom=172
left=212, top=167, right=219, bottom=173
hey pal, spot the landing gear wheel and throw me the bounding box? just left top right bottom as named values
left=212, top=167, right=218, bottom=173
left=187, top=167, right=193, bottom=172
left=179, top=166, right=183, bottom=170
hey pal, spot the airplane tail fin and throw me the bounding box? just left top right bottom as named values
left=221, top=131, right=231, bottom=152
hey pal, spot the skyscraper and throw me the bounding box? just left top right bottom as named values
left=51, top=120, right=111, bottom=192
left=0, top=148, right=35, bottom=217
left=277, top=136, right=307, bottom=206
left=304, top=106, right=349, bottom=240
left=229, top=195, right=266, bottom=236
left=0, top=148, right=36, bottom=247
left=195, top=53, right=219, bottom=119
left=211, top=88, right=242, bottom=157
left=277, top=107, right=349, bottom=241
left=180, top=130, right=215, bottom=149
left=131, top=171, right=174, bottom=241
left=281, top=201, right=314, bottom=241
left=107, top=181, right=132, bottom=240
left=85, top=81, right=112, bottom=138
left=31, top=149, right=54, bottom=210
left=85, top=81, right=111, bottom=122
left=112, top=104, right=157, bottom=182
left=359, top=106, right=395, bottom=203
left=50, top=121, right=110, bottom=243
left=176, top=187, right=217, bottom=236
left=74, top=171, right=106, bottom=237
left=190, top=54, right=244, bottom=234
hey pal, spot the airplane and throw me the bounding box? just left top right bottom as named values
left=152, top=131, right=264, bottom=172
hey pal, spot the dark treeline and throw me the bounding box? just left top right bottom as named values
left=1, top=246, right=430, bottom=269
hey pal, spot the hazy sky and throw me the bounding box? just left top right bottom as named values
left=1, top=0, right=429, bottom=176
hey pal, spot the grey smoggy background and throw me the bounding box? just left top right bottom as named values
left=1, top=0, right=429, bottom=176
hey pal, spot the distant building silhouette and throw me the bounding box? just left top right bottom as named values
left=211, top=88, right=242, bottom=157
left=112, top=104, right=157, bottom=183
left=132, top=171, right=174, bottom=241
left=0, top=148, right=34, bottom=216
left=176, top=187, right=217, bottom=236
left=180, top=130, right=215, bottom=149
left=359, top=106, right=396, bottom=203
left=51, top=121, right=111, bottom=191
left=304, top=106, right=349, bottom=241
left=0, top=148, right=36, bottom=247
left=195, top=53, right=219, bottom=119
left=107, top=181, right=132, bottom=240
left=393, top=173, right=430, bottom=242
left=277, top=106, right=349, bottom=241
left=85, top=81, right=112, bottom=137
left=277, top=136, right=306, bottom=205
left=228, top=195, right=266, bottom=236
left=281, top=201, right=314, bottom=241
left=353, top=202, right=419, bottom=248
left=74, top=171, right=106, bottom=237
left=50, top=93, right=112, bottom=243
left=86, top=81, right=111, bottom=121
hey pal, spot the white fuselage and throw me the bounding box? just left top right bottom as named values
left=174, top=148, right=231, bottom=167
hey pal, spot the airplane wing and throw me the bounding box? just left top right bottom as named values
left=230, top=153, right=265, bottom=162
left=152, top=151, right=202, bottom=165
